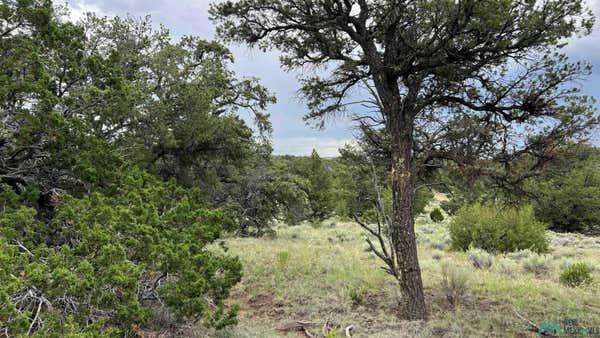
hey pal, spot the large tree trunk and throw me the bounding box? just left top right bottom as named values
left=389, top=111, right=427, bottom=320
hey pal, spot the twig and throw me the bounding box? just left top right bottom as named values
left=13, top=239, right=33, bottom=256
left=322, top=315, right=330, bottom=336
left=27, top=298, right=43, bottom=335
left=345, top=324, right=354, bottom=337
left=303, top=327, right=316, bottom=338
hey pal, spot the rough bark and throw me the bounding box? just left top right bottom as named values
left=374, top=72, right=427, bottom=320
left=389, top=111, right=427, bottom=320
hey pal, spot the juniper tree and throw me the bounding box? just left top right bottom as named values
left=307, top=149, right=334, bottom=220
left=211, top=0, right=598, bottom=319
left=0, top=2, right=266, bottom=334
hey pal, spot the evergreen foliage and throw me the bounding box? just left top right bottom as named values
left=306, top=149, right=334, bottom=221
left=449, top=202, right=549, bottom=254
left=559, top=263, right=593, bottom=287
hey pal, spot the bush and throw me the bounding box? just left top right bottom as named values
left=0, top=169, right=242, bottom=336
left=432, top=251, right=443, bottom=261
left=440, top=199, right=462, bottom=216
left=440, top=262, right=469, bottom=308
left=430, top=208, right=444, bottom=222
left=430, top=238, right=449, bottom=251
left=522, top=254, right=551, bottom=276
left=348, top=286, right=367, bottom=305
left=467, top=248, right=494, bottom=269
left=496, top=259, right=519, bottom=276
left=560, top=263, right=593, bottom=287
left=449, top=202, right=549, bottom=254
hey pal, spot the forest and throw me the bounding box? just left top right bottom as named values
left=1, top=0, right=600, bottom=337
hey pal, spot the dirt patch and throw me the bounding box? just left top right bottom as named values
left=242, top=294, right=291, bottom=321
left=357, top=291, right=387, bottom=310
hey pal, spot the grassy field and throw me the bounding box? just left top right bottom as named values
left=196, top=201, right=600, bottom=337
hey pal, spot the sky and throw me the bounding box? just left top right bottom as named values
left=66, top=0, right=600, bottom=156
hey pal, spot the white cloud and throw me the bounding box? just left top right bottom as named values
left=564, top=0, right=600, bottom=59
left=273, top=137, right=355, bottom=157
left=66, top=1, right=105, bottom=22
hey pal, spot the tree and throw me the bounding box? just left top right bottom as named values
left=1, top=2, right=259, bottom=334
left=530, top=145, right=600, bottom=234
left=1, top=4, right=279, bottom=234
left=211, top=0, right=598, bottom=319
left=270, top=156, right=311, bottom=225
left=1, top=0, right=69, bottom=196
left=72, top=15, right=276, bottom=203
left=306, top=149, right=334, bottom=220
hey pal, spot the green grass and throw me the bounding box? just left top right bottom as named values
left=197, top=200, right=600, bottom=337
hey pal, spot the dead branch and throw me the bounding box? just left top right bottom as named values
left=352, top=162, right=400, bottom=280
left=27, top=299, right=43, bottom=335
left=345, top=324, right=354, bottom=337
left=303, top=327, right=316, bottom=338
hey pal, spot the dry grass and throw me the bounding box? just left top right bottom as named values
left=197, top=200, right=600, bottom=337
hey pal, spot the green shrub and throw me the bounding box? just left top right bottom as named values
left=440, top=199, right=462, bottom=216
left=560, top=263, right=593, bottom=287
left=0, top=169, right=242, bottom=336
left=449, top=202, right=548, bottom=254
left=277, top=250, right=290, bottom=268
left=430, top=208, right=444, bottom=222
left=325, top=329, right=340, bottom=338
left=348, top=285, right=368, bottom=305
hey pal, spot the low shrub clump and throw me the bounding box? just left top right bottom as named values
left=507, top=249, right=535, bottom=261
left=522, top=254, right=551, bottom=276
left=495, top=258, right=519, bottom=276
left=467, top=248, right=494, bottom=269
left=348, top=285, right=368, bottom=305
left=560, top=263, right=593, bottom=287
left=440, top=262, right=469, bottom=308
left=449, top=202, right=548, bottom=253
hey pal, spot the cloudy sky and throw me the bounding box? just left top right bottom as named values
left=67, top=0, right=600, bottom=156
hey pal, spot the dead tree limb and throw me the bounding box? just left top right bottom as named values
left=352, top=162, right=400, bottom=280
